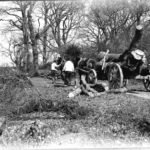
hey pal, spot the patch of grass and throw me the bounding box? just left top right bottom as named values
left=52, top=100, right=93, bottom=119
left=0, top=73, right=150, bottom=146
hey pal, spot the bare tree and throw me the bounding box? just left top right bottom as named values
left=82, top=0, right=150, bottom=53
left=37, top=1, right=52, bottom=65
left=34, top=1, right=84, bottom=65
left=27, top=1, right=56, bottom=74
left=46, top=1, right=84, bottom=48
left=0, top=34, right=26, bottom=70
left=0, top=1, right=31, bottom=71
left=42, top=1, right=49, bottom=65
left=0, top=1, right=53, bottom=73
left=81, top=0, right=130, bottom=52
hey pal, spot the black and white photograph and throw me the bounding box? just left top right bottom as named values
left=0, top=0, right=150, bottom=149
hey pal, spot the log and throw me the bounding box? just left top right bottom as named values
left=119, top=25, right=143, bottom=61
left=128, top=25, right=143, bottom=51
left=97, top=52, right=121, bottom=62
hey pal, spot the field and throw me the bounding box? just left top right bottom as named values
left=0, top=75, right=150, bottom=149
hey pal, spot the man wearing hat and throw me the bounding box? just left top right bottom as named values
left=131, top=49, right=145, bottom=62
left=121, top=48, right=145, bottom=74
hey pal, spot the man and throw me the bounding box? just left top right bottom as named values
left=121, top=49, right=145, bottom=75
left=51, top=60, right=60, bottom=84
left=79, top=68, right=109, bottom=97
left=68, top=66, right=109, bottom=98
left=62, top=58, right=75, bottom=85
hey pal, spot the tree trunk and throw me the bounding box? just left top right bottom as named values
left=43, top=35, right=47, bottom=65
left=57, top=23, right=61, bottom=47
left=128, top=25, right=143, bottom=51
left=32, top=40, right=39, bottom=73
left=22, top=5, right=30, bottom=72
left=27, top=7, right=39, bottom=74
left=43, top=3, right=48, bottom=65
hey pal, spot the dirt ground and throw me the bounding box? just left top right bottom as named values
left=0, top=77, right=150, bottom=149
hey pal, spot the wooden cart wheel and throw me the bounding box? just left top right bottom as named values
left=86, top=58, right=96, bottom=69
left=87, top=69, right=97, bottom=86
left=108, top=63, right=124, bottom=89
left=143, top=76, right=150, bottom=91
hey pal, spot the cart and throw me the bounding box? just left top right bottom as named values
left=84, top=50, right=150, bottom=91
left=94, top=49, right=150, bottom=91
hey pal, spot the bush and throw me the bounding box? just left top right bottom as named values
left=0, top=68, right=33, bottom=102
left=39, top=62, right=52, bottom=70
left=64, top=44, right=82, bottom=59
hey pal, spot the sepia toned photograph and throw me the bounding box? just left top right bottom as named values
left=0, top=0, right=150, bottom=149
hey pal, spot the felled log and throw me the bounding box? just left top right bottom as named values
left=128, top=25, right=143, bottom=51
left=119, top=25, right=143, bottom=61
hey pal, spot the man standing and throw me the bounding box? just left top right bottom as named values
left=62, top=58, right=75, bottom=85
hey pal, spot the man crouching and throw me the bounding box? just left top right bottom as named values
left=68, top=64, right=109, bottom=98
